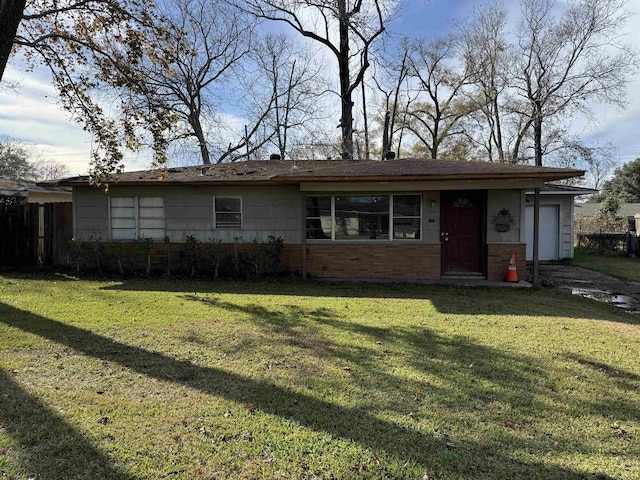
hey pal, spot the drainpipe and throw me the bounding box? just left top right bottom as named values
left=301, top=193, right=307, bottom=281
left=533, top=188, right=540, bottom=286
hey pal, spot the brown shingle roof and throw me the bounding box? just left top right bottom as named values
left=48, top=158, right=584, bottom=187
left=575, top=203, right=640, bottom=217
left=0, top=177, right=72, bottom=197
left=526, top=184, right=598, bottom=195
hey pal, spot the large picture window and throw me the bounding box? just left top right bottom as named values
left=335, top=195, right=389, bottom=240
left=110, top=197, right=165, bottom=240
left=305, top=194, right=421, bottom=241
left=214, top=196, right=242, bottom=229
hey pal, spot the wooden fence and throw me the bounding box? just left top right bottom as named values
left=0, top=203, right=39, bottom=267
left=0, top=202, right=73, bottom=267
left=42, top=202, right=73, bottom=266
left=576, top=232, right=632, bottom=254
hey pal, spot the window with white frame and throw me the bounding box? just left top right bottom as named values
left=110, top=197, right=165, bottom=240
left=214, top=196, right=242, bottom=228
left=305, top=194, right=421, bottom=240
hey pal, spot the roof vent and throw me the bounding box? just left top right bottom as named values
left=269, top=153, right=282, bottom=160
left=199, top=166, right=209, bottom=176
left=384, top=151, right=396, bottom=160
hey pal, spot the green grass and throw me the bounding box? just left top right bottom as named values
left=572, top=247, right=640, bottom=282
left=0, top=275, right=639, bottom=479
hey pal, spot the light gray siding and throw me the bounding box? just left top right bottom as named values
left=525, top=193, right=575, bottom=259
left=74, top=185, right=303, bottom=242
left=487, top=190, right=522, bottom=243
left=559, top=196, right=574, bottom=259
left=75, top=188, right=108, bottom=240
left=422, top=191, right=440, bottom=243
left=165, top=191, right=212, bottom=241
left=74, top=184, right=542, bottom=252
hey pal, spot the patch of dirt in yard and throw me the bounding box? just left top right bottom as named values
left=534, top=263, right=640, bottom=314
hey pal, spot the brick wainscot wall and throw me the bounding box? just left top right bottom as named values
left=486, top=243, right=526, bottom=281
left=303, top=243, right=441, bottom=280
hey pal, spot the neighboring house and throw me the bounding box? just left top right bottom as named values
left=50, top=158, right=583, bottom=281
left=575, top=202, right=640, bottom=226
left=1, top=178, right=73, bottom=265
left=0, top=178, right=72, bottom=203
left=524, top=184, right=598, bottom=261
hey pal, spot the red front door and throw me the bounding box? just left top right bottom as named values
left=441, top=191, right=485, bottom=274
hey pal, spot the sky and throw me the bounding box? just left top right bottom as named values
left=0, top=0, right=639, bottom=177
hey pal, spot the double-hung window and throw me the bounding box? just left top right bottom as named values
left=214, top=196, right=242, bottom=229
left=110, top=197, right=165, bottom=240
left=305, top=194, right=421, bottom=240
left=392, top=195, right=422, bottom=239
left=305, top=196, right=332, bottom=239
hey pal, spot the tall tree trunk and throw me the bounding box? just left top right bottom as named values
left=0, top=0, right=26, bottom=81
left=280, top=60, right=296, bottom=159
left=532, top=100, right=543, bottom=286
left=431, top=112, right=440, bottom=159
left=338, top=0, right=353, bottom=160
left=361, top=79, right=369, bottom=160
left=492, top=95, right=504, bottom=163
left=189, top=115, right=211, bottom=164
left=533, top=101, right=543, bottom=166
left=382, top=109, right=390, bottom=159
left=389, top=48, right=408, bottom=155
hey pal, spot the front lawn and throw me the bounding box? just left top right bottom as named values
left=572, top=247, right=640, bottom=282
left=0, top=276, right=639, bottom=479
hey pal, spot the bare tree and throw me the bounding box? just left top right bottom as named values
left=459, top=1, right=518, bottom=162
left=0, top=137, right=70, bottom=180
left=0, top=137, right=34, bottom=178
left=31, top=158, right=71, bottom=180
left=404, top=34, right=478, bottom=159
left=514, top=0, right=637, bottom=167
left=371, top=38, right=411, bottom=158
left=250, top=33, right=328, bottom=159
left=359, top=57, right=371, bottom=160
left=243, top=0, right=397, bottom=160
left=552, top=139, right=616, bottom=189
left=119, top=0, right=280, bottom=165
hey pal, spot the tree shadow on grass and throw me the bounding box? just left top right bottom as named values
left=180, top=295, right=544, bottom=413
left=95, top=277, right=640, bottom=324
left=181, top=296, right=581, bottom=423
left=0, top=301, right=607, bottom=479
left=564, top=353, right=640, bottom=422
left=0, top=368, right=138, bottom=480
left=178, top=295, right=640, bottom=467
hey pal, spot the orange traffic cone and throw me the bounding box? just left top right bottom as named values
left=505, top=253, right=518, bottom=282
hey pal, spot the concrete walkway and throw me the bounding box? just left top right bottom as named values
left=535, top=263, right=640, bottom=313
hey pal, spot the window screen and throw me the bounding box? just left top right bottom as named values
left=110, top=197, right=164, bottom=240
left=214, top=197, right=242, bottom=228
left=306, top=196, right=332, bottom=239
left=393, top=195, right=421, bottom=239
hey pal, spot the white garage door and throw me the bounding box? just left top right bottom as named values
left=525, top=205, right=559, bottom=261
